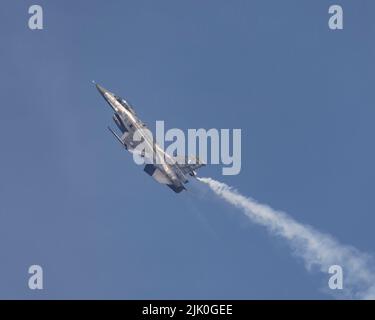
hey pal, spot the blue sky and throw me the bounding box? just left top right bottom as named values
left=0, top=0, right=374, bottom=299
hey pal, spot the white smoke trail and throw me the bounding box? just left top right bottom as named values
left=197, top=177, right=375, bottom=299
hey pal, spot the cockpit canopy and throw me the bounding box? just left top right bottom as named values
left=115, top=96, right=136, bottom=115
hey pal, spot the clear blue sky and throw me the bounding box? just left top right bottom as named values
left=0, top=0, right=374, bottom=299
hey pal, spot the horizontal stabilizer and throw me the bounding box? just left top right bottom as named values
left=167, top=184, right=185, bottom=193
left=175, top=155, right=205, bottom=176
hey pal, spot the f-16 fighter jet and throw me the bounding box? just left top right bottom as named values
left=94, top=83, right=205, bottom=193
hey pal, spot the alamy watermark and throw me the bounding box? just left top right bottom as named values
left=328, top=265, right=343, bottom=290
left=28, top=265, right=43, bottom=290
left=129, top=121, right=242, bottom=176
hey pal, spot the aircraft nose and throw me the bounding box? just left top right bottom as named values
left=94, top=83, right=108, bottom=96
left=94, top=82, right=119, bottom=112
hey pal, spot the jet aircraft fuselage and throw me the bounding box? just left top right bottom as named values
left=95, top=83, right=204, bottom=193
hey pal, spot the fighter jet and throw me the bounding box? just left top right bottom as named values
left=94, top=82, right=205, bottom=193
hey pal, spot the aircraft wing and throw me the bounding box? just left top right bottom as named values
left=108, top=127, right=145, bottom=151
left=121, top=131, right=140, bottom=150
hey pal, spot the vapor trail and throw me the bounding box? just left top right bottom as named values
left=198, top=177, right=375, bottom=299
